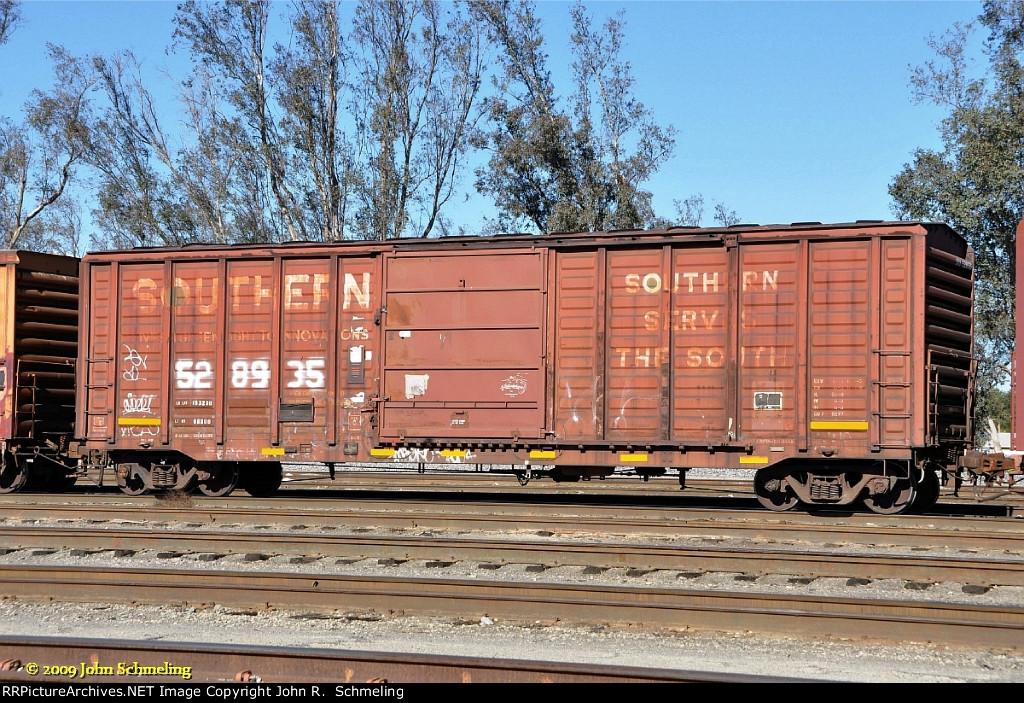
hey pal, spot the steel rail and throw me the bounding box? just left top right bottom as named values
left=0, top=635, right=796, bottom=683
left=2, top=497, right=1023, bottom=550
left=0, top=525, right=1022, bottom=587
left=1, top=565, right=1023, bottom=650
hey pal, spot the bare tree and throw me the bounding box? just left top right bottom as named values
left=349, top=0, right=487, bottom=240
left=174, top=0, right=305, bottom=241
left=0, top=45, right=95, bottom=249
left=272, top=0, right=356, bottom=242
left=0, top=0, right=21, bottom=46
left=713, top=201, right=740, bottom=227
left=472, top=0, right=675, bottom=233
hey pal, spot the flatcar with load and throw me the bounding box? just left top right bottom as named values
left=50, top=220, right=977, bottom=514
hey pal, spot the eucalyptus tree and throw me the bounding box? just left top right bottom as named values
left=471, top=0, right=676, bottom=234
left=349, top=0, right=487, bottom=240
left=889, top=0, right=1024, bottom=426
left=0, top=45, right=95, bottom=251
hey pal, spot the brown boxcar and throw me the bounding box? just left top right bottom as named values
left=73, top=221, right=976, bottom=512
left=0, top=251, right=80, bottom=492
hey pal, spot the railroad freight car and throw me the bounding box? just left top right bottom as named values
left=61, top=221, right=979, bottom=513
left=0, top=250, right=80, bottom=492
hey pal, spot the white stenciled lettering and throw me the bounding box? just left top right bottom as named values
left=175, top=359, right=213, bottom=389
left=284, top=273, right=329, bottom=311
left=231, top=359, right=271, bottom=389
left=343, top=273, right=371, bottom=310
left=742, top=270, right=780, bottom=291
left=287, top=358, right=326, bottom=388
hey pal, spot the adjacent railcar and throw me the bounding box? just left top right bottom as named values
left=70, top=221, right=977, bottom=513
left=0, top=251, right=80, bottom=492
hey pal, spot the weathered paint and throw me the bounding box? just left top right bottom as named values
left=75, top=221, right=974, bottom=472
left=0, top=251, right=79, bottom=445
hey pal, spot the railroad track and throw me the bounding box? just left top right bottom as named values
left=0, top=525, right=1022, bottom=587
left=4, top=487, right=1024, bottom=671
left=31, top=467, right=1024, bottom=511
left=0, top=636, right=805, bottom=683
left=1, top=565, right=1022, bottom=651
left=3, top=493, right=1023, bottom=550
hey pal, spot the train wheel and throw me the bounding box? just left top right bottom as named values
left=753, top=467, right=799, bottom=511
left=0, top=453, right=27, bottom=494
left=862, top=477, right=916, bottom=515
left=115, top=464, right=149, bottom=496
left=241, top=463, right=282, bottom=498
left=197, top=463, right=239, bottom=497
left=911, top=466, right=941, bottom=514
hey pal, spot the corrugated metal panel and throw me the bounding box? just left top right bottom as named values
left=670, top=245, right=730, bottom=442
left=808, top=240, right=873, bottom=450
left=83, top=252, right=383, bottom=461
left=877, top=238, right=914, bottom=448
left=737, top=243, right=800, bottom=447
left=110, top=262, right=167, bottom=446
left=552, top=250, right=603, bottom=440
left=605, top=249, right=664, bottom=440
left=5, top=252, right=80, bottom=444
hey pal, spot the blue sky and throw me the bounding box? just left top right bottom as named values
left=0, top=0, right=986, bottom=236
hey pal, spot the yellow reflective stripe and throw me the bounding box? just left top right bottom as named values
left=440, top=449, right=467, bottom=458
left=530, top=450, right=557, bottom=459
left=810, top=421, right=870, bottom=431
left=619, top=453, right=648, bottom=462
left=370, top=448, right=396, bottom=457
left=117, top=418, right=161, bottom=426
left=739, top=456, right=769, bottom=464
left=261, top=447, right=285, bottom=456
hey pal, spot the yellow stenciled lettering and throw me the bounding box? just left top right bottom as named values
left=285, top=272, right=330, bottom=311
left=134, top=278, right=160, bottom=314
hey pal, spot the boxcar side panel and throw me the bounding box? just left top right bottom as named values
left=0, top=253, right=16, bottom=442
left=670, top=244, right=731, bottom=444
left=807, top=239, right=874, bottom=454
left=606, top=248, right=665, bottom=440
left=223, top=257, right=275, bottom=448
left=552, top=250, right=603, bottom=440
left=168, top=260, right=221, bottom=454
left=379, top=251, right=546, bottom=440
left=877, top=237, right=916, bottom=449
left=113, top=263, right=167, bottom=448
left=737, top=242, right=801, bottom=452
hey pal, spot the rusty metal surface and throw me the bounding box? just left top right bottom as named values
left=0, top=636, right=792, bottom=683
left=380, top=250, right=546, bottom=441
left=0, top=251, right=79, bottom=444
left=2, top=524, right=1023, bottom=586
left=77, top=221, right=974, bottom=475
left=3, top=565, right=1024, bottom=650
left=1, top=489, right=1021, bottom=545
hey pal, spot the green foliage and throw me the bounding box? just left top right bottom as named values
left=471, top=0, right=676, bottom=234
left=4, top=0, right=690, bottom=247
left=890, top=0, right=1024, bottom=436
left=0, top=42, right=95, bottom=251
